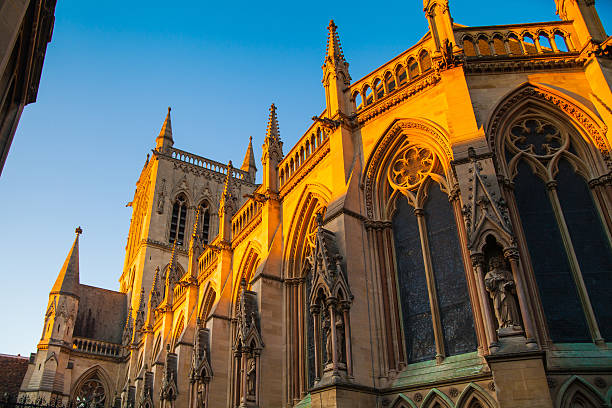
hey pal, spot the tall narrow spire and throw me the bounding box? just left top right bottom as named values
left=266, top=104, right=281, bottom=143
left=51, top=227, right=82, bottom=297
left=322, top=21, right=351, bottom=117
left=261, top=104, right=283, bottom=192
left=218, top=161, right=236, bottom=241
left=155, top=107, right=174, bottom=151
left=325, top=20, right=347, bottom=66
left=219, top=161, right=236, bottom=214
left=240, top=136, right=257, bottom=183
left=262, top=104, right=283, bottom=164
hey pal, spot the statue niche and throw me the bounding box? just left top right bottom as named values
left=485, top=256, right=521, bottom=331
left=307, top=214, right=353, bottom=386
left=232, top=279, right=263, bottom=408
left=483, top=238, right=522, bottom=337
left=189, top=318, right=212, bottom=408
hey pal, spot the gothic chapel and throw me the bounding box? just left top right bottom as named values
left=19, top=0, right=612, bottom=407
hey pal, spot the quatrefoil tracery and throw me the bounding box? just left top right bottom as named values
left=387, top=145, right=435, bottom=193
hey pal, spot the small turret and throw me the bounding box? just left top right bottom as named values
left=261, top=104, right=283, bottom=193
left=145, top=267, right=161, bottom=327
left=322, top=20, right=352, bottom=118
left=187, top=207, right=203, bottom=278
left=218, top=161, right=236, bottom=241
left=555, top=0, right=607, bottom=45
left=155, top=107, right=174, bottom=152
left=240, top=136, right=257, bottom=183
left=423, top=0, right=456, bottom=54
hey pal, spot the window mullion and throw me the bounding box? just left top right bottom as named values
left=546, top=181, right=604, bottom=344
left=414, top=207, right=446, bottom=362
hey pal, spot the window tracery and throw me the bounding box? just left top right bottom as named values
left=387, top=142, right=477, bottom=363
left=74, top=374, right=107, bottom=408
left=169, top=194, right=188, bottom=245
left=499, top=111, right=612, bottom=344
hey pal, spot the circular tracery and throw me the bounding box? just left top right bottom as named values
left=74, top=376, right=106, bottom=408
left=508, top=118, right=565, bottom=158
left=387, top=145, right=434, bottom=192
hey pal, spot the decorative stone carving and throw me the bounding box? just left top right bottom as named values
left=484, top=256, right=522, bottom=332
left=454, top=148, right=513, bottom=250
left=138, top=371, right=154, bottom=408
left=232, top=279, right=263, bottom=407
left=160, top=344, right=178, bottom=407
left=308, top=213, right=354, bottom=384
left=157, top=179, right=166, bottom=214
left=190, top=318, right=212, bottom=408
left=487, top=85, right=610, bottom=166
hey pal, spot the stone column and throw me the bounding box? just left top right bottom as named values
left=504, top=248, right=537, bottom=348
left=342, top=303, right=353, bottom=378
left=471, top=253, right=499, bottom=352
left=310, top=305, right=321, bottom=381
left=327, top=299, right=339, bottom=375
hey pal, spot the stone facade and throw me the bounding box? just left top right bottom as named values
left=19, top=1, right=612, bottom=407
left=0, top=0, right=57, bottom=176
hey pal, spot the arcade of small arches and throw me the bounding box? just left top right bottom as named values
left=351, top=49, right=434, bottom=111
left=279, top=126, right=330, bottom=188
left=461, top=28, right=573, bottom=58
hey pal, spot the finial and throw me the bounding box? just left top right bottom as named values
left=75, top=226, right=83, bottom=235
left=249, top=135, right=252, bottom=142
left=328, top=19, right=337, bottom=31
left=168, top=106, right=171, bottom=113
left=228, top=160, right=233, bottom=168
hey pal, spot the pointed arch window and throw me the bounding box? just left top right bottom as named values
left=500, top=114, right=612, bottom=343
left=169, top=194, right=188, bottom=245
left=389, top=144, right=477, bottom=363
left=198, top=201, right=211, bottom=244
left=74, top=372, right=107, bottom=408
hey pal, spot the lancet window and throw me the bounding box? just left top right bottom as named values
left=169, top=194, right=188, bottom=245
left=198, top=201, right=211, bottom=244
left=498, top=112, right=612, bottom=343
left=388, top=142, right=477, bottom=363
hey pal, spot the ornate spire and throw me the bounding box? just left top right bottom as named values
left=219, top=161, right=236, bottom=215
left=262, top=104, right=283, bottom=166
left=325, top=20, right=347, bottom=65
left=191, top=207, right=201, bottom=241
left=266, top=104, right=280, bottom=142
left=240, top=136, right=257, bottom=183
left=322, top=21, right=351, bottom=116
left=167, top=240, right=178, bottom=285
left=51, top=227, right=82, bottom=297
left=323, top=20, right=350, bottom=82
left=156, top=107, right=174, bottom=151
left=146, top=267, right=161, bottom=326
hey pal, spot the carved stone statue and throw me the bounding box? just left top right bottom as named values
left=246, top=355, right=256, bottom=397
left=196, top=381, right=206, bottom=408
left=322, top=311, right=332, bottom=364
left=335, top=312, right=345, bottom=364
left=484, top=256, right=521, bottom=330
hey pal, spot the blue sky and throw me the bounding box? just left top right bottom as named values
left=0, top=0, right=611, bottom=356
